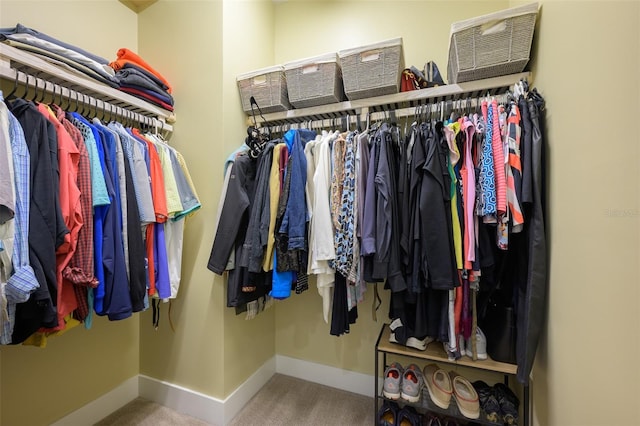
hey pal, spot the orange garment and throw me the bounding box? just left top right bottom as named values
left=133, top=129, right=167, bottom=295
left=109, top=48, right=172, bottom=94
left=37, top=104, right=81, bottom=330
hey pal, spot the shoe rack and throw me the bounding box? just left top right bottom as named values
left=375, top=323, right=530, bottom=425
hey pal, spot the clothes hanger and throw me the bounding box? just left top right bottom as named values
left=35, top=77, right=46, bottom=104
left=5, top=69, right=22, bottom=100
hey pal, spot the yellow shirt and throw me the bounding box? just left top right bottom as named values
left=262, top=143, right=286, bottom=271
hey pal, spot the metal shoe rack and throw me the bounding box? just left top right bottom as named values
left=375, top=324, right=529, bottom=426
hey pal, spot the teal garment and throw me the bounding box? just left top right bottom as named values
left=224, top=143, right=248, bottom=175
left=70, top=117, right=110, bottom=207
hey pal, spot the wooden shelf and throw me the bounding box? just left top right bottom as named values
left=250, top=72, right=530, bottom=126
left=0, top=43, right=173, bottom=132
left=377, top=324, right=517, bottom=375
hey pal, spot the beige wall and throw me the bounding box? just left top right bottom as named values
left=136, top=0, right=227, bottom=398
left=272, top=0, right=509, bottom=376
left=0, top=0, right=137, bottom=61
left=273, top=1, right=509, bottom=82
left=1, top=317, right=139, bottom=425
left=221, top=0, right=277, bottom=397
left=0, top=2, right=140, bottom=425
left=516, top=1, right=640, bottom=425
left=136, top=0, right=278, bottom=399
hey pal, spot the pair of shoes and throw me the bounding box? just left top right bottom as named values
left=472, top=381, right=520, bottom=425
left=382, top=362, right=424, bottom=403
left=460, top=327, right=488, bottom=360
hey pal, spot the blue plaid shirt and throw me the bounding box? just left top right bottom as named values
left=0, top=103, right=40, bottom=344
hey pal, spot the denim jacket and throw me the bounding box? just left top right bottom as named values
left=279, top=129, right=316, bottom=250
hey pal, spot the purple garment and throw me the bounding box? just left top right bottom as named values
left=154, top=223, right=171, bottom=299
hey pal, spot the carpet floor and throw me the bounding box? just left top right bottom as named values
left=94, top=374, right=375, bottom=426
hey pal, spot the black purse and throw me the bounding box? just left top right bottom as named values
left=482, top=298, right=517, bottom=364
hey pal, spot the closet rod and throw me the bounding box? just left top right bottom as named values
left=0, top=43, right=173, bottom=132
left=262, top=92, right=515, bottom=132
left=3, top=69, right=169, bottom=133
left=249, top=72, right=530, bottom=127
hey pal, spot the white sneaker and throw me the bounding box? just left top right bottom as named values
left=465, top=327, right=488, bottom=360
left=389, top=332, right=433, bottom=351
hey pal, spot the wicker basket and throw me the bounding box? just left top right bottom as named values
left=237, top=65, right=291, bottom=114
left=284, top=53, right=344, bottom=108
left=447, top=3, right=538, bottom=83
left=338, top=38, right=404, bottom=101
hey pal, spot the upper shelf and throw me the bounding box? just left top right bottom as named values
left=251, top=72, right=530, bottom=126
left=0, top=43, right=173, bottom=131
left=377, top=324, right=518, bottom=375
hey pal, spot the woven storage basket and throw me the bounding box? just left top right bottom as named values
left=447, top=2, right=538, bottom=83
left=237, top=65, right=291, bottom=114
left=338, top=38, right=404, bottom=101
left=284, top=53, right=344, bottom=108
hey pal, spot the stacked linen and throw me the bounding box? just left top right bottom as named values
left=0, top=24, right=119, bottom=87
left=109, top=48, right=174, bottom=111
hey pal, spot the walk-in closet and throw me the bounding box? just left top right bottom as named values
left=0, top=1, right=638, bottom=426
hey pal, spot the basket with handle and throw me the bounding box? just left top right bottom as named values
left=237, top=65, right=291, bottom=114
left=284, top=52, right=345, bottom=108
left=338, top=37, right=404, bottom=101
left=447, top=3, right=539, bottom=83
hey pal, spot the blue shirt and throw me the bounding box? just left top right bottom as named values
left=72, top=114, right=132, bottom=320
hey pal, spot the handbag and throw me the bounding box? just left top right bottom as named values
left=424, top=61, right=446, bottom=87
left=481, top=297, right=517, bottom=364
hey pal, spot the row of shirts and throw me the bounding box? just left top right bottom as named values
left=208, top=98, right=532, bottom=335
left=0, top=94, right=200, bottom=345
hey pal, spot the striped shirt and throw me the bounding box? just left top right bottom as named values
left=0, top=105, right=40, bottom=344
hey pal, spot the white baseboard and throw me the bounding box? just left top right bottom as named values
left=51, top=375, right=139, bottom=426
left=222, top=356, right=276, bottom=423
left=139, top=356, right=276, bottom=425
left=275, top=354, right=375, bottom=398
left=50, top=356, right=372, bottom=425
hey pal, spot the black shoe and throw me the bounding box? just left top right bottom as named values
left=472, top=381, right=500, bottom=423
left=397, top=405, right=422, bottom=426
left=494, top=383, right=519, bottom=425
left=377, top=400, right=399, bottom=426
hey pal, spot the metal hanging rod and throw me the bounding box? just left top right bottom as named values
left=248, top=72, right=530, bottom=127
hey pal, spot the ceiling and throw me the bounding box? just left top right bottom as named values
left=118, top=0, right=159, bottom=13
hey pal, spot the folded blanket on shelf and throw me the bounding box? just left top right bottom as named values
left=0, top=23, right=109, bottom=64
left=109, top=48, right=172, bottom=94
left=119, top=86, right=174, bottom=111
